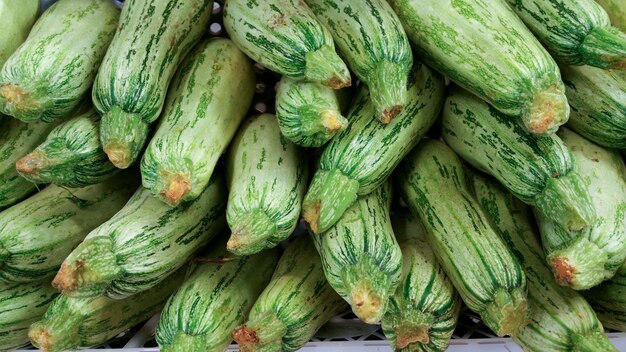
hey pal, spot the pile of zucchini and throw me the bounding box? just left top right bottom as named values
left=0, top=0, right=624, bottom=351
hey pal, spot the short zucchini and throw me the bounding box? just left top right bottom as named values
left=0, top=0, right=38, bottom=69
left=585, top=260, right=626, bottom=331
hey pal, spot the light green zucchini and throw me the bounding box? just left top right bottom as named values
left=595, top=0, right=626, bottom=32
left=0, top=0, right=38, bottom=69
left=141, top=38, right=255, bottom=206
left=585, top=260, right=626, bottom=331
left=233, top=236, right=348, bottom=352
left=395, top=139, right=529, bottom=337
left=302, top=60, right=444, bottom=234
left=223, top=0, right=350, bottom=89
left=0, top=0, right=119, bottom=122
left=442, top=86, right=595, bottom=234
left=93, top=0, right=213, bottom=169
left=225, top=113, right=308, bottom=255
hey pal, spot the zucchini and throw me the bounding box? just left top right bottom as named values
left=312, top=181, right=402, bottom=324
left=156, top=238, right=279, bottom=352
left=0, top=0, right=119, bottom=122
left=225, top=113, right=308, bottom=255
left=93, top=0, right=213, bottom=169
left=395, top=139, right=529, bottom=337
left=233, top=236, right=348, bottom=352
left=0, top=0, right=38, bottom=69
left=382, top=211, right=461, bottom=352
left=51, top=174, right=226, bottom=299
left=506, top=0, right=626, bottom=69
left=275, top=77, right=350, bottom=147
left=223, top=0, right=351, bottom=89
left=470, top=172, right=617, bottom=352
left=141, top=38, right=255, bottom=206
left=595, top=0, right=626, bottom=32
left=534, top=128, right=626, bottom=290
left=585, top=260, right=626, bottom=331
left=442, top=86, right=595, bottom=234
left=303, top=60, right=444, bottom=234
left=304, top=0, right=413, bottom=123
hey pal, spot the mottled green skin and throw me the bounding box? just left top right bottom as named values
left=586, top=260, right=626, bottom=331
left=395, top=139, right=529, bottom=337
left=156, top=239, right=279, bottom=352
left=595, top=0, right=626, bottom=32
left=94, top=0, right=212, bottom=169
left=303, top=61, right=444, bottom=234
left=0, top=0, right=118, bottom=122
left=141, top=38, right=255, bottom=205
left=54, top=174, right=226, bottom=299
left=226, top=114, right=307, bottom=256
left=507, top=0, right=626, bottom=69
left=312, top=181, right=402, bottom=324
left=442, top=87, right=595, bottom=234
left=0, top=279, right=58, bottom=351
left=561, top=65, right=626, bottom=148
left=471, top=173, right=616, bottom=352
left=0, top=0, right=38, bottom=69
left=383, top=212, right=461, bottom=352
left=534, top=128, right=626, bottom=290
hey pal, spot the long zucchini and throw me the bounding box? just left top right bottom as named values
left=0, top=0, right=38, bottom=69
left=585, top=260, right=626, bottom=331
left=595, top=0, right=626, bottom=32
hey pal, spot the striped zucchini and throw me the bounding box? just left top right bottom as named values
left=303, top=60, right=444, bottom=234
left=0, top=0, right=38, bottom=69
left=141, top=38, right=255, bottom=206
left=470, top=172, right=617, bottom=352
left=223, top=0, right=350, bottom=89
left=534, top=128, right=626, bottom=290
left=388, top=0, right=568, bottom=134
left=395, top=139, right=529, bottom=337
left=0, top=172, right=137, bottom=283
left=156, top=238, right=279, bottom=352
left=16, top=110, right=117, bottom=187
left=0, top=279, right=58, bottom=351
left=312, top=181, right=402, bottom=324
left=595, top=0, right=626, bottom=32
left=560, top=64, right=626, bottom=149
left=305, top=0, right=413, bottom=123
left=226, top=114, right=308, bottom=255
left=382, top=211, right=461, bottom=352
left=51, top=174, right=226, bottom=299
left=586, top=260, right=626, bottom=331
left=275, top=77, right=350, bottom=147
left=93, top=0, right=213, bottom=169
left=507, top=0, right=626, bottom=69
left=0, top=0, right=118, bottom=122
left=30, top=268, right=186, bottom=352
left=442, top=87, right=595, bottom=234
left=233, top=236, right=348, bottom=352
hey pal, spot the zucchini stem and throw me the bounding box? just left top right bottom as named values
left=15, top=150, right=46, bottom=176
left=161, top=174, right=191, bottom=206
left=548, top=235, right=608, bottom=290
left=482, top=288, right=529, bottom=337
left=227, top=209, right=277, bottom=255
left=304, top=46, right=352, bottom=89
left=29, top=309, right=82, bottom=352
left=524, top=83, right=569, bottom=134
left=367, top=61, right=408, bottom=123
left=233, top=312, right=288, bottom=352
left=100, top=105, right=148, bottom=169
left=579, top=27, right=626, bottom=70
left=571, top=331, right=619, bottom=352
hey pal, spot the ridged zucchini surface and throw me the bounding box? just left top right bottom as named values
left=586, top=260, right=626, bottom=331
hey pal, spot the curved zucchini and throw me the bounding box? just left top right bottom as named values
left=93, top=0, right=213, bottom=169
left=442, top=86, right=594, bottom=234
left=0, top=0, right=119, bottom=122
left=395, top=139, right=529, bottom=337
left=0, top=0, right=38, bottom=69
left=303, top=60, right=444, bottom=234
left=141, top=38, right=255, bottom=206
left=586, top=260, right=626, bottom=331
left=225, top=114, right=308, bottom=255
left=595, top=0, right=626, bottom=32
left=223, top=0, right=350, bottom=89
left=233, top=236, right=347, bottom=352
left=51, top=174, right=226, bottom=299
left=305, top=0, right=412, bottom=123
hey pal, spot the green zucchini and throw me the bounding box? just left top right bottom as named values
left=442, top=86, right=595, bottom=234
left=0, top=279, right=58, bottom=351
left=388, top=0, right=568, bottom=134
left=595, top=0, right=626, bottom=32
left=470, top=172, right=617, bottom=352
left=223, top=0, right=351, bottom=89
left=93, top=0, right=213, bottom=169
left=51, top=174, right=226, bottom=299
left=0, top=0, right=38, bottom=69
left=0, top=0, right=118, bottom=123
left=534, top=128, right=626, bottom=290
left=560, top=64, right=626, bottom=149
left=275, top=77, right=350, bottom=147
left=156, top=238, right=279, bottom=352
left=233, top=236, right=348, bottom=352
left=141, top=38, right=255, bottom=206
left=312, top=181, right=402, bottom=324
left=395, top=139, right=529, bottom=337
left=585, top=260, right=626, bottom=331
left=506, top=0, right=626, bottom=70
left=382, top=211, right=461, bottom=352
left=225, top=114, right=308, bottom=255
left=305, top=0, right=413, bottom=123
left=302, top=60, right=444, bottom=234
